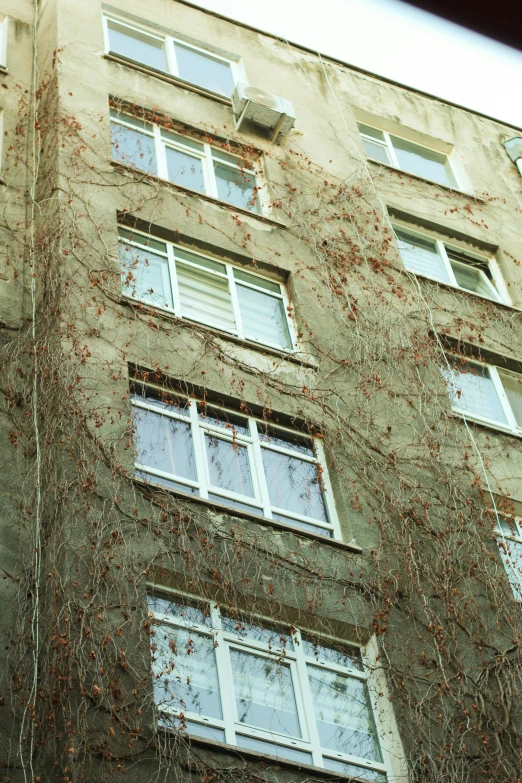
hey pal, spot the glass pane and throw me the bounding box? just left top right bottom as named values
left=499, top=370, right=522, bottom=427
left=449, top=257, right=498, bottom=299
left=262, top=448, right=327, bottom=521
left=214, top=161, right=260, bottom=213
left=175, top=43, right=235, bottom=97
left=133, top=407, right=197, bottom=480
left=108, top=21, right=168, bottom=71
left=161, top=129, right=204, bottom=152
left=175, top=248, right=226, bottom=275
left=111, top=121, right=157, bottom=174
left=497, top=536, right=522, bottom=600
left=259, top=426, right=314, bottom=457
left=118, top=227, right=167, bottom=255
left=441, top=362, right=508, bottom=425
left=361, top=137, right=392, bottom=165
left=130, top=389, right=189, bottom=417
left=323, top=757, right=387, bottom=782
left=236, top=735, right=313, bottom=763
left=200, top=408, right=249, bottom=435
left=390, top=135, right=457, bottom=187
left=230, top=648, right=302, bottom=738
left=233, top=268, right=282, bottom=294
left=237, top=284, right=292, bottom=349
left=221, top=614, right=293, bottom=650
left=205, top=434, right=254, bottom=497
left=177, top=262, right=236, bottom=332
left=165, top=146, right=205, bottom=193
left=357, top=124, right=386, bottom=141
left=302, top=636, right=363, bottom=671
left=119, top=242, right=173, bottom=308
left=151, top=625, right=222, bottom=719
left=394, top=229, right=450, bottom=283
left=147, top=594, right=211, bottom=627
left=307, top=665, right=382, bottom=763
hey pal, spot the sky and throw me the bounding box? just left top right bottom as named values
left=188, top=0, right=522, bottom=129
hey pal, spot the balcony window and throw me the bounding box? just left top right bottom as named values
left=132, top=386, right=340, bottom=539
left=104, top=16, right=237, bottom=97
left=110, top=110, right=264, bottom=214
left=358, top=123, right=458, bottom=188
left=442, top=357, right=522, bottom=435
left=119, top=227, right=295, bottom=350
left=394, top=227, right=505, bottom=303
left=495, top=516, right=522, bottom=600
left=148, top=592, right=392, bottom=781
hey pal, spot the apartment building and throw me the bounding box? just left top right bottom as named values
left=0, top=1, right=521, bottom=782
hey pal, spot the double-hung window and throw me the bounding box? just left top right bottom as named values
left=441, top=357, right=522, bottom=435
left=119, top=227, right=295, bottom=351
left=495, top=516, right=522, bottom=600
left=103, top=16, right=238, bottom=97
left=148, top=592, right=392, bottom=782
left=394, top=226, right=506, bottom=303
left=110, top=110, right=264, bottom=214
left=132, top=385, right=340, bottom=538
left=358, top=123, right=458, bottom=188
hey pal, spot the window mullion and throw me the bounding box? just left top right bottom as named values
left=155, top=125, right=169, bottom=180
left=293, top=629, right=323, bottom=765
left=439, top=241, right=458, bottom=286
left=167, top=244, right=181, bottom=316
left=384, top=132, right=400, bottom=168
left=228, top=266, right=244, bottom=338
left=205, top=144, right=218, bottom=198
left=165, top=36, right=178, bottom=77
left=189, top=400, right=209, bottom=499
left=249, top=420, right=272, bottom=519
left=491, top=367, right=519, bottom=432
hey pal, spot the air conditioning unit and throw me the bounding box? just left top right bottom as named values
left=232, top=83, right=295, bottom=141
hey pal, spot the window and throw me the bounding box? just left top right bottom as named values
left=495, top=516, right=522, bottom=600
left=132, top=385, right=340, bottom=538
left=0, top=16, right=7, bottom=68
left=103, top=16, right=238, bottom=97
left=394, top=226, right=505, bottom=303
left=357, top=123, right=458, bottom=188
left=110, top=110, right=264, bottom=214
left=148, top=592, right=392, bottom=782
left=442, top=357, right=522, bottom=435
left=119, top=227, right=295, bottom=351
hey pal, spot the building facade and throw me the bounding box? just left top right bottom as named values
left=0, top=1, right=521, bottom=782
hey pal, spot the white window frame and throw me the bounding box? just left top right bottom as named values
left=393, top=223, right=510, bottom=305
left=443, top=356, right=522, bottom=436
left=0, top=16, right=8, bottom=69
left=358, top=123, right=460, bottom=189
left=132, top=385, right=342, bottom=540
left=148, top=589, right=396, bottom=781
left=102, top=14, right=243, bottom=98
left=495, top=515, right=522, bottom=601
left=110, top=111, right=269, bottom=215
left=119, top=225, right=297, bottom=351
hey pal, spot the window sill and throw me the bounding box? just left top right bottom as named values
left=407, top=271, right=518, bottom=312
left=135, top=478, right=363, bottom=554
left=0, top=65, right=7, bottom=75
left=120, top=295, right=318, bottom=369
left=367, top=158, right=484, bottom=202
left=110, top=160, right=287, bottom=229
left=104, top=52, right=232, bottom=106
left=164, top=728, right=381, bottom=783
left=450, top=411, right=522, bottom=440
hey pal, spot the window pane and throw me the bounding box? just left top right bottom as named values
left=148, top=594, right=211, bottom=627
left=176, top=262, right=236, bottom=332
left=323, top=757, right=387, bottom=783
left=111, top=121, right=157, bottom=174
left=302, top=636, right=363, bottom=671
left=165, top=146, right=205, bottom=192
left=499, top=370, right=522, bottom=427
left=200, top=408, right=249, bottom=435
left=205, top=434, right=254, bottom=497
left=236, top=735, right=313, bottom=763
left=230, top=648, right=302, bottom=738
left=133, top=407, right=197, bottom=480
left=236, top=284, right=292, bottom=349
left=259, top=427, right=315, bottom=457
left=307, top=665, right=382, bottom=763
left=174, top=43, right=235, bottom=97
left=233, top=268, right=282, bottom=294
left=214, top=161, right=260, bottom=213
left=120, top=242, right=173, bottom=308
left=361, top=137, right=392, bottom=165
left=390, top=136, right=457, bottom=187
left=497, top=536, right=522, bottom=600
left=151, top=625, right=222, bottom=719
left=161, top=129, right=205, bottom=152
left=441, top=362, right=508, bottom=425
left=394, top=229, right=450, bottom=283
left=262, top=448, right=327, bottom=521
left=449, top=257, right=498, bottom=299
left=118, top=227, right=167, bottom=255
left=176, top=248, right=226, bottom=275
left=108, top=21, right=168, bottom=71
left=221, top=614, right=293, bottom=650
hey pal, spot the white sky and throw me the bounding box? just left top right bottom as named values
left=188, top=0, right=522, bottom=129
